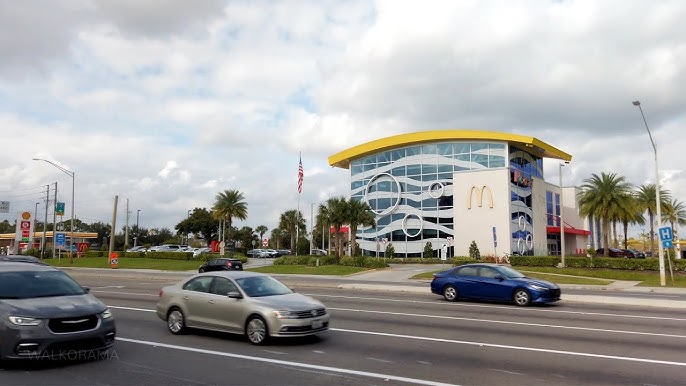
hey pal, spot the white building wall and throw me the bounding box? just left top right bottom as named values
left=453, top=168, right=510, bottom=257
left=531, top=176, right=549, bottom=256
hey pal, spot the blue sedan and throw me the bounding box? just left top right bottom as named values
left=430, top=263, right=561, bottom=306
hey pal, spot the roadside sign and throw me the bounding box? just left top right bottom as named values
left=662, top=240, right=673, bottom=248
left=55, top=233, right=66, bottom=247
left=55, top=202, right=65, bottom=216
left=659, top=227, right=673, bottom=242
left=0, top=201, right=9, bottom=213
left=262, top=238, right=268, bottom=247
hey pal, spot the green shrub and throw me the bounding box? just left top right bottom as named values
left=385, top=243, right=395, bottom=258
left=339, top=256, right=388, bottom=268
left=423, top=242, right=434, bottom=258
left=469, top=241, right=481, bottom=260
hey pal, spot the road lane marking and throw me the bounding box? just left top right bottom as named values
left=333, top=328, right=686, bottom=367
left=107, top=305, right=686, bottom=340
left=115, top=337, right=458, bottom=386
left=109, top=306, right=686, bottom=367
left=305, top=293, right=686, bottom=322
left=328, top=307, right=686, bottom=339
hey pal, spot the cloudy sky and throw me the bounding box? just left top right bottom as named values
left=0, top=0, right=684, bottom=237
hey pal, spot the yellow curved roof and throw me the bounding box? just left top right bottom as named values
left=328, top=130, right=572, bottom=169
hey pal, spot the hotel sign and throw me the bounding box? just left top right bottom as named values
left=467, top=185, right=494, bottom=209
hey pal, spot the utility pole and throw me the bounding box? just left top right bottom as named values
left=108, top=196, right=118, bottom=258
left=41, top=184, right=49, bottom=259
left=125, top=198, right=130, bottom=248
left=52, top=182, right=57, bottom=259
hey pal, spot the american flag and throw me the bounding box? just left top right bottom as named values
left=297, top=155, right=304, bottom=193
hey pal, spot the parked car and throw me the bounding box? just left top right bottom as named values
left=246, top=249, right=270, bottom=258
left=276, top=249, right=292, bottom=257
left=198, top=258, right=243, bottom=273
left=595, top=248, right=629, bottom=257
left=157, top=244, right=181, bottom=252
left=311, top=248, right=328, bottom=256
left=126, top=246, right=147, bottom=253
left=0, top=261, right=116, bottom=360
left=430, top=263, right=561, bottom=307
left=623, top=249, right=646, bottom=259
left=192, top=247, right=212, bottom=258
left=156, top=271, right=329, bottom=345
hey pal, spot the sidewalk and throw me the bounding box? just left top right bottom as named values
left=61, top=264, right=686, bottom=309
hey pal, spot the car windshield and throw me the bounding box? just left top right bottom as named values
left=0, top=270, right=87, bottom=299
left=496, top=266, right=526, bottom=279
left=235, top=276, right=293, bottom=298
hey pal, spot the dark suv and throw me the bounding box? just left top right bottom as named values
left=198, top=258, right=244, bottom=273
left=0, top=262, right=116, bottom=360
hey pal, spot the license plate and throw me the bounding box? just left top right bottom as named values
left=311, top=320, right=323, bottom=329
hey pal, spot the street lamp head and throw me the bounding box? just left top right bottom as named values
left=632, top=101, right=641, bottom=106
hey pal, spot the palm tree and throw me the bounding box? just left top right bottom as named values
left=319, top=196, right=348, bottom=258
left=616, top=195, right=645, bottom=250
left=634, top=184, right=670, bottom=256
left=278, top=210, right=306, bottom=253
left=347, top=198, right=375, bottom=256
left=577, top=172, right=633, bottom=257
left=255, top=225, right=268, bottom=246
left=212, top=190, right=248, bottom=247
left=662, top=198, right=686, bottom=242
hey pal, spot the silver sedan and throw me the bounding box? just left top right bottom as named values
left=156, top=271, right=329, bottom=345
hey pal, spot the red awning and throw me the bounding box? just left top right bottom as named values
left=547, top=226, right=591, bottom=236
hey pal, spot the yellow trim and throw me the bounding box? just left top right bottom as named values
left=0, top=232, right=99, bottom=240
left=328, top=129, right=572, bottom=169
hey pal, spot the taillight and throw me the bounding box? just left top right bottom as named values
left=158, top=290, right=164, bottom=297
left=226, top=261, right=232, bottom=267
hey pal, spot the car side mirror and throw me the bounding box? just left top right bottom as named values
left=82, top=286, right=90, bottom=293
left=227, top=291, right=243, bottom=299
left=493, top=275, right=504, bottom=281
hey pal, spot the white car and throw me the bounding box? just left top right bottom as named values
left=193, top=247, right=212, bottom=258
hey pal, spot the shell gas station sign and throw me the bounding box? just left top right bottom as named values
left=14, top=211, right=34, bottom=254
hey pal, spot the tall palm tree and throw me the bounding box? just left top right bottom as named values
left=662, top=198, right=686, bottom=241
left=319, top=197, right=348, bottom=258
left=616, top=195, right=645, bottom=250
left=212, top=190, right=248, bottom=247
left=278, top=210, right=306, bottom=252
left=346, top=198, right=375, bottom=256
left=577, top=172, right=633, bottom=257
left=634, top=184, right=670, bottom=256
left=255, top=225, right=268, bottom=246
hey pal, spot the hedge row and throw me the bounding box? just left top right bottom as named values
left=274, top=255, right=389, bottom=269
left=506, top=255, right=686, bottom=271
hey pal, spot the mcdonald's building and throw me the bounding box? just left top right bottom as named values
left=328, top=130, right=592, bottom=258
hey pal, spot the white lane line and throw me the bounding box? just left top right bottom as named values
left=109, top=306, right=686, bottom=368
left=306, top=293, right=686, bottom=322
left=333, top=328, right=686, bottom=368
left=366, top=357, right=393, bottom=363
left=93, top=290, right=158, bottom=297
left=115, top=337, right=458, bottom=386
left=108, top=305, right=686, bottom=340
left=328, top=307, right=686, bottom=339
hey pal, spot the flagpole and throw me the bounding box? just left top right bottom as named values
left=296, top=151, right=303, bottom=256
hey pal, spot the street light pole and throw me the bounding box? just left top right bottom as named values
left=134, top=209, right=140, bottom=247
left=632, top=101, right=666, bottom=286
left=559, top=162, right=567, bottom=268
left=34, top=158, right=75, bottom=262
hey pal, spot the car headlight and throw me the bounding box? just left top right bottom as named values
left=530, top=284, right=549, bottom=291
left=273, top=310, right=299, bottom=319
left=100, top=308, right=113, bottom=319
left=8, top=316, right=42, bottom=326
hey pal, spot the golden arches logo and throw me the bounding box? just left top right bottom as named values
left=467, top=185, right=494, bottom=209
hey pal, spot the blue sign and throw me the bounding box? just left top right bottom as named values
left=662, top=240, right=673, bottom=248
left=55, top=233, right=66, bottom=246
left=659, top=227, right=673, bottom=242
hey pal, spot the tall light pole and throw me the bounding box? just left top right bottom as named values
left=559, top=162, right=568, bottom=268
left=34, top=158, right=75, bottom=262
left=134, top=209, right=140, bottom=247
left=632, top=100, right=666, bottom=286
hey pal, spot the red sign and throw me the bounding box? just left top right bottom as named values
left=20, top=221, right=31, bottom=230
left=262, top=238, right=268, bottom=247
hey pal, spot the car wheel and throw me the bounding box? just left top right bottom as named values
left=246, top=315, right=269, bottom=345
left=443, top=285, right=459, bottom=302
left=513, top=289, right=531, bottom=307
left=167, top=307, right=187, bottom=335
left=198, top=267, right=205, bottom=273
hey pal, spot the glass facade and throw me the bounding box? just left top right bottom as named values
left=350, top=141, right=507, bottom=257
left=508, top=146, right=543, bottom=255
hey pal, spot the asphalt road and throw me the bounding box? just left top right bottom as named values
left=2, top=273, right=685, bottom=386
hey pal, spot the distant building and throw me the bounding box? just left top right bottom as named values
left=328, top=130, right=592, bottom=258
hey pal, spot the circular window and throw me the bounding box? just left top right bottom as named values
left=364, top=173, right=402, bottom=216
left=428, top=182, right=444, bottom=198
left=402, top=213, right=423, bottom=237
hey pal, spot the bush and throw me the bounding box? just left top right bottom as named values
left=339, top=256, right=388, bottom=269
left=507, top=255, right=686, bottom=271
left=423, top=242, right=434, bottom=258
left=469, top=241, right=481, bottom=260
left=385, top=243, right=395, bottom=258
